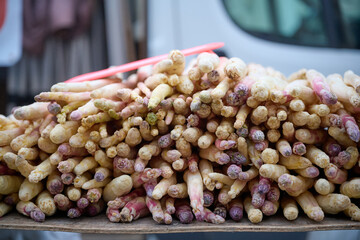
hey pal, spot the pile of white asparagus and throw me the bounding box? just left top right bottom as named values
left=0, top=50, right=360, bottom=224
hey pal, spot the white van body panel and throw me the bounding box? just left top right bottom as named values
left=148, top=0, right=360, bottom=76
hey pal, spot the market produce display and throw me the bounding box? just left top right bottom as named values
left=0, top=50, right=360, bottom=225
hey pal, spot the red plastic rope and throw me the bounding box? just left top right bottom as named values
left=65, top=42, right=224, bottom=83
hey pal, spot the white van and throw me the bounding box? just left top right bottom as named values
left=147, top=0, right=360, bottom=75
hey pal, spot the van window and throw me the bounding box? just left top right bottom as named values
left=338, top=0, right=360, bottom=48
left=222, top=0, right=360, bottom=49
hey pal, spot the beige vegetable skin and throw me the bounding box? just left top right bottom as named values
left=152, top=175, right=177, bottom=200
left=244, top=196, right=263, bottom=223
left=281, top=196, right=298, bottom=221
left=344, top=203, right=360, bottom=221
left=340, top=178, right=360, bottom=198
left=316, top=193, right=351, bottom=214
left=50, top=121, right=80, bottom=144
left=0, top=176, right=23, bottom=194
left=314, top=178, right=335, bottom=195
left=148, top=84, right=173, bottom=110
left=28, top=158, right=56, bottom=183
left=0, top=202, right=12, bottom=217
left=259, top=164, right=289, bottom=181
left=19, top=179, right=43, bottom=201
left=36, top=190, right=56, bottom=216
left=74, top=157, right=98, bottom=175
left=296, top=191, right=324, bottom=222
left=103, top=175, right=133, bottom=202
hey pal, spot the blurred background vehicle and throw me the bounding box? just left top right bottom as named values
left=148, top=0, right=360, bottom=75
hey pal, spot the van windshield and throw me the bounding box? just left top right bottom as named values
left=223, top=0, right=360, bottom=49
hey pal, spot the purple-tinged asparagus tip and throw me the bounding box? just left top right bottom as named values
left=158, top=134, right=173, bottom=148
left=94, top=172, right=105, bottom=182
left=321, top=90, right=337, bottom=106
left=305, top=166, right=320, bottom=178
left=262, top=201, right=277, bottom=216
left=332, top=151, right=351, bottom=167
left=347, top=127, right=360, bottom=142
left=61, top=173, right=75, bottom=185
left=194, top=209, right=205, bottom=222
left=134, top=163, right=145, bottom=172
left=30, top=209, right=45, bottom=222
left=254, top=141, right=267, bottom=151
left=69, top=111, right=82, bottom=121
left=87, top=190, right=101, bottom=203
left=87, top=201, right=104, bottom=217
left=219, top=140, right=237, bottom=150
left=266, top=187, right=280, bottom=202
left=67, top=208, right=83, bottom=218
left=203, top=191, right=214, bottom=207
left=57, top=144, right=70, bottom=155
left=145, top=188, right=154, bottom=197
left=278, top=174, right=292, bottom=187
left=48, top=102, right=61, bottom=115
left=326, top=165, right=337, bottom=178
left=238, top=172, right=248, bottom=181
left=143, top=168, right=162, bottom=179
left=236, top=126, right=249, bottom=137
left=218, top=153, right=230, bottom=165
left=250, top=130, right=265, bottom=142
left=227, top=151, right=247, bottom=165
left=227, top=164, right=241, bottom=179
left=187, top=114, right=200, bottom=127
left=214, top=205, right=227, bottom=219
left=252, top=193, right=265, bottom=208
left=309, top=209, right=324, bottom=222
left=284, top=149, right=292, bottom=157
left=143, top=179, right=157, bottom=197
left=229, top=206, right=243, bottom=221
left=327, top=144, right=341, bottom=157
left=77, top=198, right=90, bottom=209
left=49, top=181, right=64, bottom=195
left=258, top=184, right=271, bottom=194
left=226, top=92, right=242, bottom=106
left=234, top=83, right=249, bottom=97
left=293, top=142, right=306, bottom=155
left=178, top=211, right=194, bottom=224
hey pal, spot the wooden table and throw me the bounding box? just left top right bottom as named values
left=0, top=213, right=359, bottom=234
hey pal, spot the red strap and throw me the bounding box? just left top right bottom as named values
left=0, top=0, right=6, bottom=30
left=65, top=42, right=224, bottom=83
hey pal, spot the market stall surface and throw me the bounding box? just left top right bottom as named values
left=0, top=213, right=359, bottom=234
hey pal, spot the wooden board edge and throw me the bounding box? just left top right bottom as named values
left=0, top=222, right=359, bottom=234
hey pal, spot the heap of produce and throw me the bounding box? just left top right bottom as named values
left=0, top=50, right=360, bottom=225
